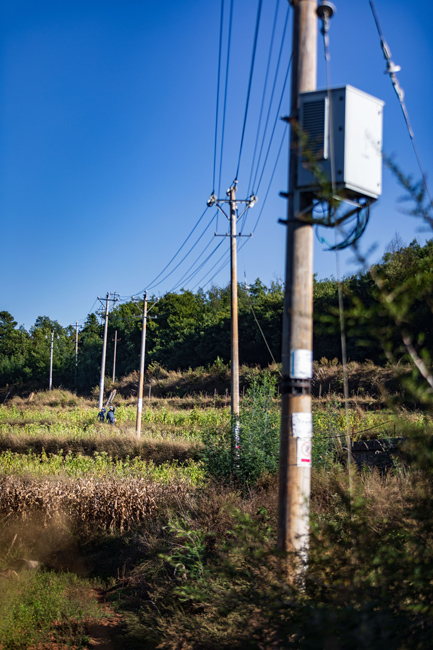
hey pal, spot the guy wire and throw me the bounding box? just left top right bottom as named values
left=369, top=0, right=433, bottom=212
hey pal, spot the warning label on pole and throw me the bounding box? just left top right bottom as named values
left=292, top=413, right=312, bottom=466
left=297, top=437, right=312, bottom=466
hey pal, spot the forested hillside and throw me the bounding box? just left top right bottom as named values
left=1, top=238, right=432, bottom=392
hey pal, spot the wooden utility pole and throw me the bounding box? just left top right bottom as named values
left=207, top=184, right=256, bottom=451
left=229, top=183, right=240, bottom=424
left=98, top=292, right=110, bottom=410
left=136, top=291, right=148, bottom=438
left=49, top=331, right=54, bottom=391
left=277, top=0, right=317, bottom=557
left=112, top=330, right=120, bottom=382
left=75, top=321, right=79, bottom=385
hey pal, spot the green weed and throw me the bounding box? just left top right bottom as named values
left=0, top=570, right=104, bottom=650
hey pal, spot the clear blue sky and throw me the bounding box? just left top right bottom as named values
left=1, top=0, right=432, bottom=330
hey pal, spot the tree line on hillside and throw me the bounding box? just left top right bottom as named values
left=1, top=238, right=432, bottom=392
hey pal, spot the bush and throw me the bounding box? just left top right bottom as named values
left=202, top=373, right=280, bottom=484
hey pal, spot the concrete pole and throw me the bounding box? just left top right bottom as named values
left=277, top=0, right=317, bottom=557
left=112, top=330, right=118, bottom=382
left=136, top=291, right=148, bottom=438
left=49, top=331, right=54, bottom=391
left=75, top=321, right=78, bottom=385
left=229, top=183, right=240, bottom=438
left=98, top=292, right=110, bottom=410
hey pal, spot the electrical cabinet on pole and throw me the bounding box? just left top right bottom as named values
left=136, top=292, right=148, bottom=438
left=277, top=0, right=318, bottom=558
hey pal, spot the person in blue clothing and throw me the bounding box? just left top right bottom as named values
left=106, top=405, right=116, bottom=425
left=97, top=407, right=107, bottom=422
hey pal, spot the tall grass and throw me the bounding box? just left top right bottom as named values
left=0, top=570, right=105, bottom=650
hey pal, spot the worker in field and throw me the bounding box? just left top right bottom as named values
left=97, top=407, right=106, bottom=422
left=106, top=405, right=116, bottom=425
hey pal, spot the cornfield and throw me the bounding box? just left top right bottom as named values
left=0, top=476, right=189, bottom=532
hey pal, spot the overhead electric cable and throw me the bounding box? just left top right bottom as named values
left=250, top=3, right=290, bottom=193
left=247, top=0, right=281, bottom=196
left=369, top=0, right=433, bottom=212
left=76, top=298, right=98, bottom=325
left=213, top=0, right=225, bottom=193
left=251, top=124, right=287, bottom=234
left=169, top=238, right=226, bottom=293
left=244, top=274, right=282, bottom=373
left=218, top=0, right=234, bottom=196
left=147, top=209, right=215, bottom=291
left=255, top=51, right=292, bottom=194
left=191, top=246, right=230, bottom=291
left=126, top=206, right=210, bottom=297
left=235, top=0, right=264, bottom=181
left=166, top=221, right=226, bottom=293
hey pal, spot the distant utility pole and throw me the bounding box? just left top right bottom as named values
left=208, top=183, right=257, bottom=437
left=75, top=321, right=79, bottom=385
left=136, top=291, right=148, bottom=438
left=97, top=292, right=119, bottom=409
left=112, top=330, right=121, bottom=382
left=49, top=330, right=54, bottom=391
left=277, top=0, right=318, bottom=558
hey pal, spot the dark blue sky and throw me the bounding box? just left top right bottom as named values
left=1, top=0, right=432, bottom=329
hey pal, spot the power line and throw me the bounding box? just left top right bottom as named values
left=169, top=238, right=226, bottom=293
left=195, top=125, right=287, bottom=293
left=235, top=0, right=264, bottom=182
left=251, top=5, right=291, bottom=193
left=218, top=0, right=234, bottom=196
left=147, top=209, right=215, bottom=291
left=247, top=0, right=281, bottom=196
left=369, top=0, right=433, bottom=213
left=251, top=124, right=287, bottom=234
left=244, top=274, right=282, bottom=373
left=124, top=206, right=210, bottom=298
left=76, top=298, right=98, bottom=326
left=191, top=245, right=230, bottom=291
left=168, top=237, right=217, bottom=293
left=254, top=51, right=292, bottom=194
left=213, top=0, right=225, bottom=193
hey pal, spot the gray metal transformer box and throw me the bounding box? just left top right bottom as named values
left=297, top=85, right=384, bottom=201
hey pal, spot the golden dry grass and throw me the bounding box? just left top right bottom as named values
left=0, top=476, right=191, bottom=533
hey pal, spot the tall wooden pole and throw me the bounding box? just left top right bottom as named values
left=136, top=291, right=148, bottom=438
left=75, top=321, right=78, bottom=385
left=98, top=292, right=110, bottom=410
left=229, top=183, right=240, bottom=424
left=49, top=331, right=54, bottom=391
left=207, top=184, right=256, bottom=461
left=277, top=0, right=317, bottom=557
left=112, top=330, right=118, bottom=382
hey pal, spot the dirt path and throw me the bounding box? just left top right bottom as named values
left=85, top=590, right=125, bottom=650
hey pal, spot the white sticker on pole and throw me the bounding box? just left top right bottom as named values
left=137, top=398, right=143, bottom=412
left=292, top=413, right=312, bottom=466
left=290, top=349, right=313, bottom=379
